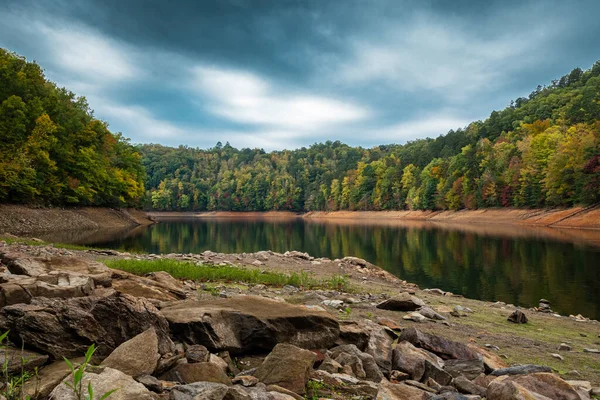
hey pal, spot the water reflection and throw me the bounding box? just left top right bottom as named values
left=46, top=217, right=600, bottom=320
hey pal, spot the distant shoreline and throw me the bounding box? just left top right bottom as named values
left=148, top=206, right=600, bottom=230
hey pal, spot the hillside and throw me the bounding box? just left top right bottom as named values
left=140, top=61, right=600, bottom=212
left=0, top=49, right=145, bottom=207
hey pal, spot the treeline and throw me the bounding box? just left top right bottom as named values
left=142, top=60, right=600, bottom=211
left=0, top=49, right=144, bottom=206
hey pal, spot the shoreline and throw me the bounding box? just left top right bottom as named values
left=148, top=207, right=600, bottom=230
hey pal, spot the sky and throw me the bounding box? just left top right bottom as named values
left=1, top=0, right=600, bottom=151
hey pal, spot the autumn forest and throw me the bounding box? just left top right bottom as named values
left=1, top=48, right=600, bottom=212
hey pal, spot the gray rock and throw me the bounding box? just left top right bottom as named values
left=376, top=292, right=425, bottom=311
left=102, top=328, right=160, bottom=378
left=423, top=360, right=453, bottom=386
left=50, top=367, right=156, bottom=400
left=507, top=309, right=528, bottom=324
left=444, top=359, right=485, bottom=380
left=452, top=376, right=486, bottom=397
left=254, top=343, right=316, bottom=395
left=0, top=292, right=174, bottom=359
left=169, top=381, right=229, bottom=400
left=418, top=307, right=447, bottom=320
left=185, top=344, right=210, bottom=363
left=399, top=328, right=482, bottom=360
left=329, top=344, right=384, bottom=383
left=161, top=296, right=339, bottom=355
left=490, top=364, right=552, bottom=376
left=392, top=341, right=444, bottom=381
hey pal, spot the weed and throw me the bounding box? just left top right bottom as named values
left=0, top=331, right=35, bottom=400
left=63, top=344, right=117, bottom=400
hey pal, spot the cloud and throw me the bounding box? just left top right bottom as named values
left=190, top=66, right=371, bottom=131
left=338, top=13, right=554, bottom=100
left=371, top=115, right=471, bottom=143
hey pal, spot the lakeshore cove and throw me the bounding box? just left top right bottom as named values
left=10, top=208, right=600, bottom=321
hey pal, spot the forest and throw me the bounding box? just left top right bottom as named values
left=0, top=49, right=145, bottom=206
left=142, top=61, right=600, bottom=212
left=1, top=47, right=599, bottom=212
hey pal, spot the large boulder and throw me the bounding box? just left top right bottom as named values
left=49, top=366, right=157, bottom=400
left=0, top=292, right=174, bottom=359
left=102, top=328, right=160, bottom=378
left=160, top=296, right=339, bottom=354
left=254, top=343, right=316, bottom=395
left=110, top=270, right=187, bottom=302
left=391, top=341, right=444, bottom=381
left=399, top=328, right=481, bottom=360
left=376, top=293, right=425, bottom=311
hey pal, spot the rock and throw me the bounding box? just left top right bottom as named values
left=559, top=343, right=572, bottom=352
left=169, top=381, right=230, bottom=399
left=102, top=328, right=160, bottom=377
left=390, top=370, right=410, bottom=382
left=376, top=379, right=429, bottom=399
left=404, top=379, right=438, bottom=393
left=342, top=256, right=368, bottom=267
left=490, top=364, right=552, bottom=376
left=170, top=362, right=232, bottom=385
left=399, top=328, right=481, bottom=360
left=583, top=348, right=600, bottom=354
left=491, top=373, right=582, bottom=400
left=551, top=353, right=564, bottom=361
left=254, top=343, right=316, bottom=395
left=365, top=322, right=395, bottom=376
left=185, top=344, right=210, bottom=363
left=467, top=344, right=507, bottom=372
left=507, top=310, right=528, bottom=324
left=403, top=312, right=429, bottom=323
left=422, top=360, right=453, bottom=386
left=0, top=346, right=48, bottom=375
left=232, top=375, right=259, bottom=387
left=136, top=374, right=163, bottom=392
left=329, top=344, right=384, bottom=382
left=487, top=376, right=552, bottom=400
left=376, top=293, right=425, bottom=311
left=210, top=353, right=230, bottom=374
left=418, top=307, right=447, bottom=320
left=0, top=292, right=174, bottom=359
left=0, top=272, right=95, bottom=306
left=431, top=393, right=479, bottom=400
left=50, top=366, right=156, bottom=400
left=444, top=359, right=485, bottom=380
left=375, top=317, right=403, bottom=330
left=391, top=341, right=444, bottom=381
left=160, top=296, right=339, bottom=354
left=322, top=299, right=344, bottom=308
left=338, top=321, right=370, bottom=350
left=0, top=251, right=111, bottom=286
left=267, top=384, right=304, bottom=400
left=110, top=270, right=186, bottom=302
left=319, top=355, right=343, bottom=374
left=452, top=376, right=486, bottom=397
left=22, top=357, right=85, bottom=399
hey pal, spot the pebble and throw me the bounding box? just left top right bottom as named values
left=583, top=348, right=600, bottom=354
left=558, top=343, right=572, bottom=351
left=551, top=353, right=564, bottom=361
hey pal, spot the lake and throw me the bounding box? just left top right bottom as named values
left=44, top=217, right=600, bottom=320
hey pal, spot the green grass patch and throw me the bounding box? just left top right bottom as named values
left=104, top=258, right=351, bottom=291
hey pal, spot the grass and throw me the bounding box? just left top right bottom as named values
left=104, top=258, right=351, bottom=291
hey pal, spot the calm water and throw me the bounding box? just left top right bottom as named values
left=48, top=218, right=600, bottom=320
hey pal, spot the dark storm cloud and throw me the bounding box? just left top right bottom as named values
left=1, top=0, right=599, bottom=149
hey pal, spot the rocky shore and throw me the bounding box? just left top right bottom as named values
left=0, top=239, right=599, bottom=399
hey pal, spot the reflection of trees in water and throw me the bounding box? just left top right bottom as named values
left=76, top=219, right=600, bottom=319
